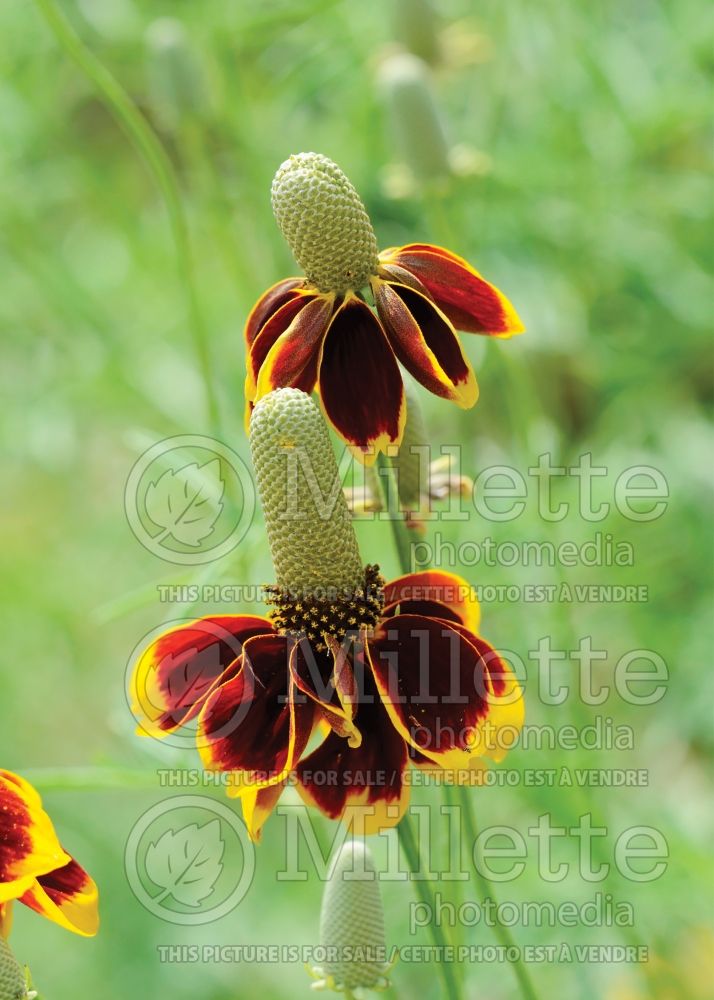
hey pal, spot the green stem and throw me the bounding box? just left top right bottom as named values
left=459, top=786, right=540, bottom=1000
left=33, top=0, right=221, bottom=436
left=398, top=814, right=462, bottom=1000
left=376, top=452, right=418, bottom=575
left=375, top=454, right=539, bottom=1000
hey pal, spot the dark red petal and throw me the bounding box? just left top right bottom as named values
left=244, top=278, right=304, bottom=348
left=373, top=280, right=477, bottom=408
left=254, top=294, right=334, bottom=399
left=197, top=634, right=315, bottom=791
left=387, top=244, right=524, bottom=336
left=296, top=671, right=409, bottom=833
left=130, top=616, right=274, bottom=738
left=21, top=856, right=99, bottom=936
left=367, top=614, right=492, bottom=768
left=290, top=639, right=362, bottom=747
left=317, top=295, right=405, bottom=464
left=246, top=291, right=324, bottom=401
left=382, top=570, right=480, bottom=633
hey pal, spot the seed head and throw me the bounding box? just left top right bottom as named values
left=250, top=388, right=365, bottom=597
left=0, top=938, right=33, bottom=1000
left=307, top=839, right=393, bottom=994
left=271, top=153, right=378, bottom=294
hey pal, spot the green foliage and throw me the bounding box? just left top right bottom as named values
left=1, top=1, right=711, bottom=999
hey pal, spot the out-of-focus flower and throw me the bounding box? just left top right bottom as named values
left=244, top=153, right=523, bottom=464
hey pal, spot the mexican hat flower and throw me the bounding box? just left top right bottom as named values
left=130, top=389, right=523, bottom=840
left=245, top=152, right=523, bottom=463
left=0, top=770, right=98, bottom=939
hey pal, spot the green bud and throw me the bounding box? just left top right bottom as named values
left=250, top=388, right=364, bottom=597
left=308, top=839, right=393, bottom=994
left=271, top=153, right=378, bottom=294
left=0, top=938, right=32, bottom=1000
left=392, top=0, right=442, bottom=65
left=379, top=53, right=451, bottom=182
left=146, top=18, right=208, bottom=130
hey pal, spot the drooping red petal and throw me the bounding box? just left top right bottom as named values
left=372, top=279, right=477, bottom=408
left=197, top=633, right=316, bottom=795
left=382, top=571, right=481, bottom=633
left=367, top=614, right=497, bottom=770
left=239, top=782, right=287, bottom=843
left=317, top=294, right=405, bottom=464
left=383, top=244, right=524, bottom=336
left=254, top=294, right=334, bottom=401
left=21, top=856, right=99, bottom=937
left=246, top=292, right=321, bottom=397
left=129, top=616, right=274, bottom=738
left=0, top=771, right=70, bottom=905
left=290, top=638, right=362, bottom=748
left=296, top=669, right=409, bottom=834
left=244, top=278, right=305, bottom=349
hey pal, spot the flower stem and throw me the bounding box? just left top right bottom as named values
left=376, top=452, right=417, bottom=575
left=398, top=814, right=462, bottom=1000
left=458, top=785, right=540, bottom=1000
left=33, top=0, right=221, bottom=437
left=375, top=455, right=540, bottom=1000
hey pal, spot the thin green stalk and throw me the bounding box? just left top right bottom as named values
left=376, top=452, right=417, bottom=574
left=459, top=786, right=540, bottom=1000
left=34, top=0, right=221, bottom=436
left=375, top=450, right=540, bottom=1000
left=375, top=455, right=461, bottom=999
left=398, top=814, right=462, bottom=1000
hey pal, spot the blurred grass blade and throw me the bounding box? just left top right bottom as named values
left=33, top=0, right=221, bottom=436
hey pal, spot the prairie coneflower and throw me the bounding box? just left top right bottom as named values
left=0, top=770, right=98, bottom=939
left=245, top=153, right=523, bottom=463
left=130, top=389, right=523, bottom=840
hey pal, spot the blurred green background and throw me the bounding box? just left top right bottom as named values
left=1, top=0, right=712, bottom=998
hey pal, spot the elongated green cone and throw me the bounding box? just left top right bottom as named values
left=0, top=938, right=30, bottom=1000
left=250, top=389, right=384, bottom=647
left=250, top=388, right=363, bottom=594
left=308, top=839, right=393, bottom=994
left=145, top=18, right=208, bottom=130
left=379, top=53, right=451, bottom=182
left=271, top=153, right=378, bottom=294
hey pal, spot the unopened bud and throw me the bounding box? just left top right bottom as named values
left=146, top=18, right=208, bottom=130
left=271, top=153, right=378, bottom=294
left=307, top=839, right=393, bottom=994
left=378, top=53, right=451, bottom=183
left=392, top=0, right=442, bottom=65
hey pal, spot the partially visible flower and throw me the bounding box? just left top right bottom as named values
left=130, top=390, right=523, bottom=841
left=244, top=152, right=523, bottom=464
left=0, top=770, right=98, bottom=939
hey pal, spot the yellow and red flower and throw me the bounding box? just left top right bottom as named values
left=130, top=570, right=523, bottom=841
left=0, top=770, right=98, bottom=938
left=244, top=153, right=523, bottom=463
